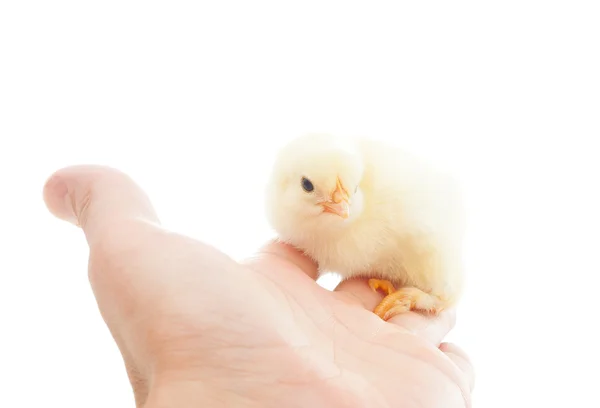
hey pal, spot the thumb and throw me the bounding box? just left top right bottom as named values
left=43, top=165, right=160, bottom=245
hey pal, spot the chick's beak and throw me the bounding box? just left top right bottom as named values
left=321, top=177, right=350, bottom=219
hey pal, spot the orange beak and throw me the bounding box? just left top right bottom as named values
left=321, top=177, right=350, bottom=219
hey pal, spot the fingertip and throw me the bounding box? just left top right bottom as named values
left=43, top=165, right=112, bottom=227
left=439, top=342, right=471, bottom=363
left=42, top=165, right=160, bottom=241
left=43, top=170, right=77, bottom=225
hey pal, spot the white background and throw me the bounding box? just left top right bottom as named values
left=1, top=1, right=599, bottom=407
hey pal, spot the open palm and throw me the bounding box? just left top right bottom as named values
left=44, top=165, right=473, bottom=408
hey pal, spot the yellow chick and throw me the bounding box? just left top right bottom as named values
left=265, top=133, right=465, bottom=320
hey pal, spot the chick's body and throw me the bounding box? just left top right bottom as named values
left=266, top=134, right=465, bottom=319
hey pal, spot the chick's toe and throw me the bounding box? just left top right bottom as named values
left=368, top=278, right=397, bottom=296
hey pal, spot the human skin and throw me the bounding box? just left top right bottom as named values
left=43, top=165, right=474, bottom=408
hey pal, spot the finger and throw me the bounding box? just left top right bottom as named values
left=43, top=165, right=160, bottom=247
left=43, top=164, right=245, bottom=315
left=43, top=165, right=167, bottom=361
left=333, top=277, right=384, bottom=308
left=440, top=342, right=475, bottom=392
left=386, top=308, right=456, bottom=345
left=243, top=239, right=319, bottom=281
left=333, top=278, right=456, bottom=344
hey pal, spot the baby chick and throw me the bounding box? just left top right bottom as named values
left=265, top=133, right=465, bottom=321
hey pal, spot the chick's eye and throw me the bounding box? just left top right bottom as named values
left=301, top=177, right=314, bottom=192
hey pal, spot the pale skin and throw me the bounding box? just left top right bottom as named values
left=43, top=165, right=474, bottom=408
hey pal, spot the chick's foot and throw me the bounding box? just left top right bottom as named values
left=369, top=280, right=443, bottom=321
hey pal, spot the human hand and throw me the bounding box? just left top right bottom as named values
left=43, top=165, right=474, bottom=408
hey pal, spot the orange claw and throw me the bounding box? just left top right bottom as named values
left=368, top=278, right=397, bottom=296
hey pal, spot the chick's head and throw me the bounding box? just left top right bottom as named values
left=265, top=134, right=365, bottom=236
